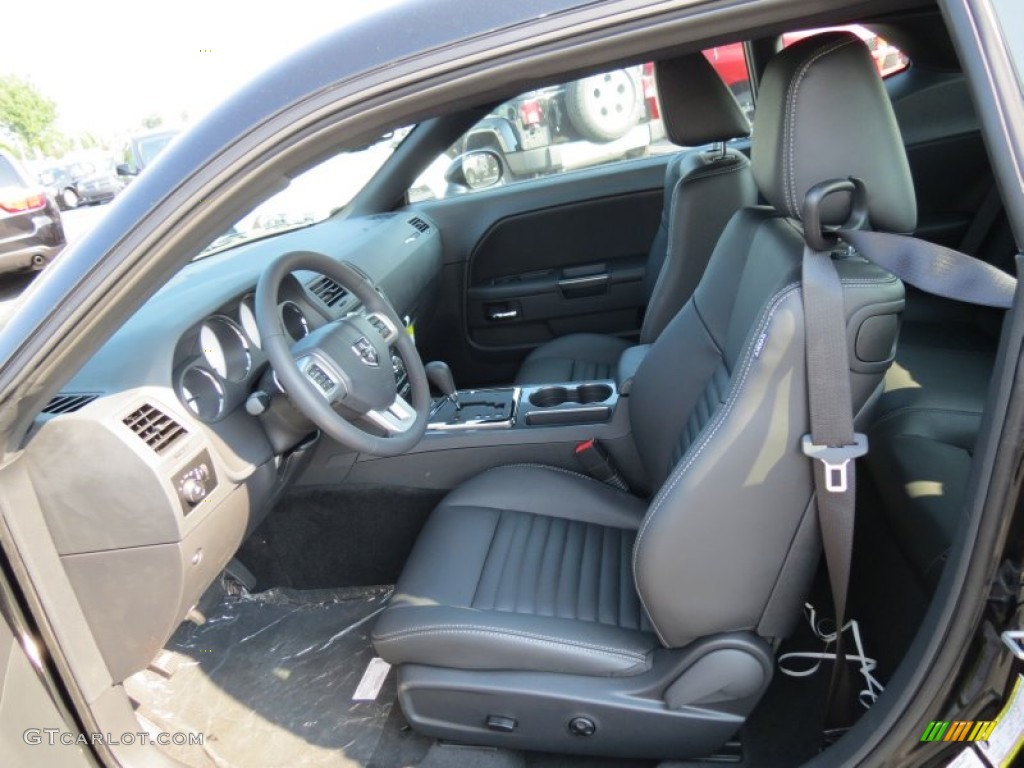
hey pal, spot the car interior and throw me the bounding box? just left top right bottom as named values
left=6, top=1, right=1019, bottom=767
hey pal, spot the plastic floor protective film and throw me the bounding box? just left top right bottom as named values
left=125, top=585, right=395, bottom=768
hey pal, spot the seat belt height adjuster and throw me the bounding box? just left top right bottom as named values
left=801, top=434, right=869, bottom=493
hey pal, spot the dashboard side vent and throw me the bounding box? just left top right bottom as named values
left=308, top=275, right=348, bottom=308
left=42, top=393, right=99, bottom=415
left=408, top=217, right=430, bottom=233
left=123, top=404, right=187, bottom=454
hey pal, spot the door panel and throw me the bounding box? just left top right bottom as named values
left=415, top=156, right=669, bottom=386
left=466, top=192, right=659, bottom=349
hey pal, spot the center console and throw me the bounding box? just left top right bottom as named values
left=427, top=381, right=618, bottom=431
left=310, top=353, right=651, bottom=492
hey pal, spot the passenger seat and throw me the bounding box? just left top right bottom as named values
left=514, top=53, right=756, bottom=384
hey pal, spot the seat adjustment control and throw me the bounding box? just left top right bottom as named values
left=568, top=716, right=596, bottom=737
left=485, top=715, right=517, bottom=733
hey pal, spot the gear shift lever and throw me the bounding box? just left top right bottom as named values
left=425, top=361, right=461, bottom=411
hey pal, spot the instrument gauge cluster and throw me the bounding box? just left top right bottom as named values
left=173, top=283, right=320, bottom=423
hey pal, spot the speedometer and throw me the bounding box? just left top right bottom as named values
left=199, top=317, right=251, bottom=382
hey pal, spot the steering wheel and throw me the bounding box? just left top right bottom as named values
left=255, top=250, right=430, bottom=457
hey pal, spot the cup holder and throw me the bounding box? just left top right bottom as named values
left=528, top=383, right=613, bottom=408
left=529, top=387, right=569, bottom=408
left=576, top=383, right=613, bottom=404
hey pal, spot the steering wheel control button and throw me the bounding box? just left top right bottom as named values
left=365, top=312, right=398, bottom=343
left=307, top=362, right=337, bottom=392
left=568, top=717, right=597, bottom=737
left=296, top=355, right=344, bottom=400
left=485, top=715, right=517, bottom=733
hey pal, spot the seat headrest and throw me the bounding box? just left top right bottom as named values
left=751, top=32, right=916, bottom=233
left=656, top=54, right=751, bottom=146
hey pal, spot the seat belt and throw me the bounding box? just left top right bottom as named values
left=959, top=183, right=1004, bottom=258
left=797, top=178, right=1018, bottom=730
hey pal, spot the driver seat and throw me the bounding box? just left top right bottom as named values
left=373, top=33, right=912, bottom=759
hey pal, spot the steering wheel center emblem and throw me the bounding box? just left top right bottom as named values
left=352, top=336, right=380, bottom=367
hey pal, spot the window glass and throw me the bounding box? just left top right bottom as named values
left=198, top=127, right=412, bottom=259
left=782, top=25, right=910, bottom=78
left=0, top=156, right=24, bottom=188
left=411, top=47, right=752, bottom=202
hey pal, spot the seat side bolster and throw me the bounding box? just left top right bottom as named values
left=372, top=604, right=655, bottom=676
left=641, top=151, right=757, bottom=344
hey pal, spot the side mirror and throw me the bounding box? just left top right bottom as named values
left=444, top=150, right=503, bottom=191
left=115, top=163, right=137, bottom=177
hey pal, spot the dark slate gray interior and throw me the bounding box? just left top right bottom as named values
left=11, top=0, right=1018, bottom=765
left=369, top=32, right=908, bottom=759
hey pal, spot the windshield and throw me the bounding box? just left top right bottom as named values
left=199, top=127, right=411, bottom=258
left=137, top=133, right=178, bottom=166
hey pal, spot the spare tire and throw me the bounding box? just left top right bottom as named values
left=565, top=69, right=641, bottom=142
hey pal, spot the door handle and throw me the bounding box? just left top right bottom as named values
left=558, top=273, right=609, bottom=298
left=487, top=304, right=520, bottom=321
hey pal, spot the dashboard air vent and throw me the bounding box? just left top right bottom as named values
left=123, top=404, right=187, bottom=454
left=308, top=275, right=348, bottom=308
left=42, top=393, right=99, bottom=415
left=408, top=217, right=430, bottom=233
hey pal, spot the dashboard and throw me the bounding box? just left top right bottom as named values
left=22, top=211, right=441, bottom=683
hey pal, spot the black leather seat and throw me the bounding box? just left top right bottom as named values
left=374, top=33, right=911, bottom=759
left=514, top=53, right=756, bottom=384
left=866, top=301, right=1001, bottom=588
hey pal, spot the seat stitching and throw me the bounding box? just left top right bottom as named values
left=870, top=406, right=985, bottom=430
left=501, top=462, right=608, bottom=485
left=632, top=283, right=801, bottom=643
left=470, top=509, right=505, bottom=608
left=784, top=38, right=858, bottom=216
left=496, top=508, right=525, bottom=611
left=374, top=624, right=648, bottom=661
left=554, top=516, right=570, bottom=619
left=573, top=521, right=587, bottom=621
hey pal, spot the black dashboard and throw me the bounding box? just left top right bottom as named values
left=23, top=210, right=441, bottom=682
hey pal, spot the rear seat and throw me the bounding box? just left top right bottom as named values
left=863, top=218, right=1013, bottom=591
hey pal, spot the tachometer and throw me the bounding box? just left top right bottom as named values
left=199, top=317, right=251, bottom=382
left=238, top=296, right=260, bottom=349
left=281, top=301, right=310, bottom=341
left=179, top=366, right=226, bottom=421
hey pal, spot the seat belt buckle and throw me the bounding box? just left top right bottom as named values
left=801, top=434, right=869, bottom=493
left=575, top=438, right=628, bottom=491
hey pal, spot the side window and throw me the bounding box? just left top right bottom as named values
left=781, top=26, right=910, bottom=78
left=411, top=49, right=751, bottom=203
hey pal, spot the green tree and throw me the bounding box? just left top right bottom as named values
left=0, top=74, right=58, bottom=157
left=142, top=113, right=164, bottom=130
